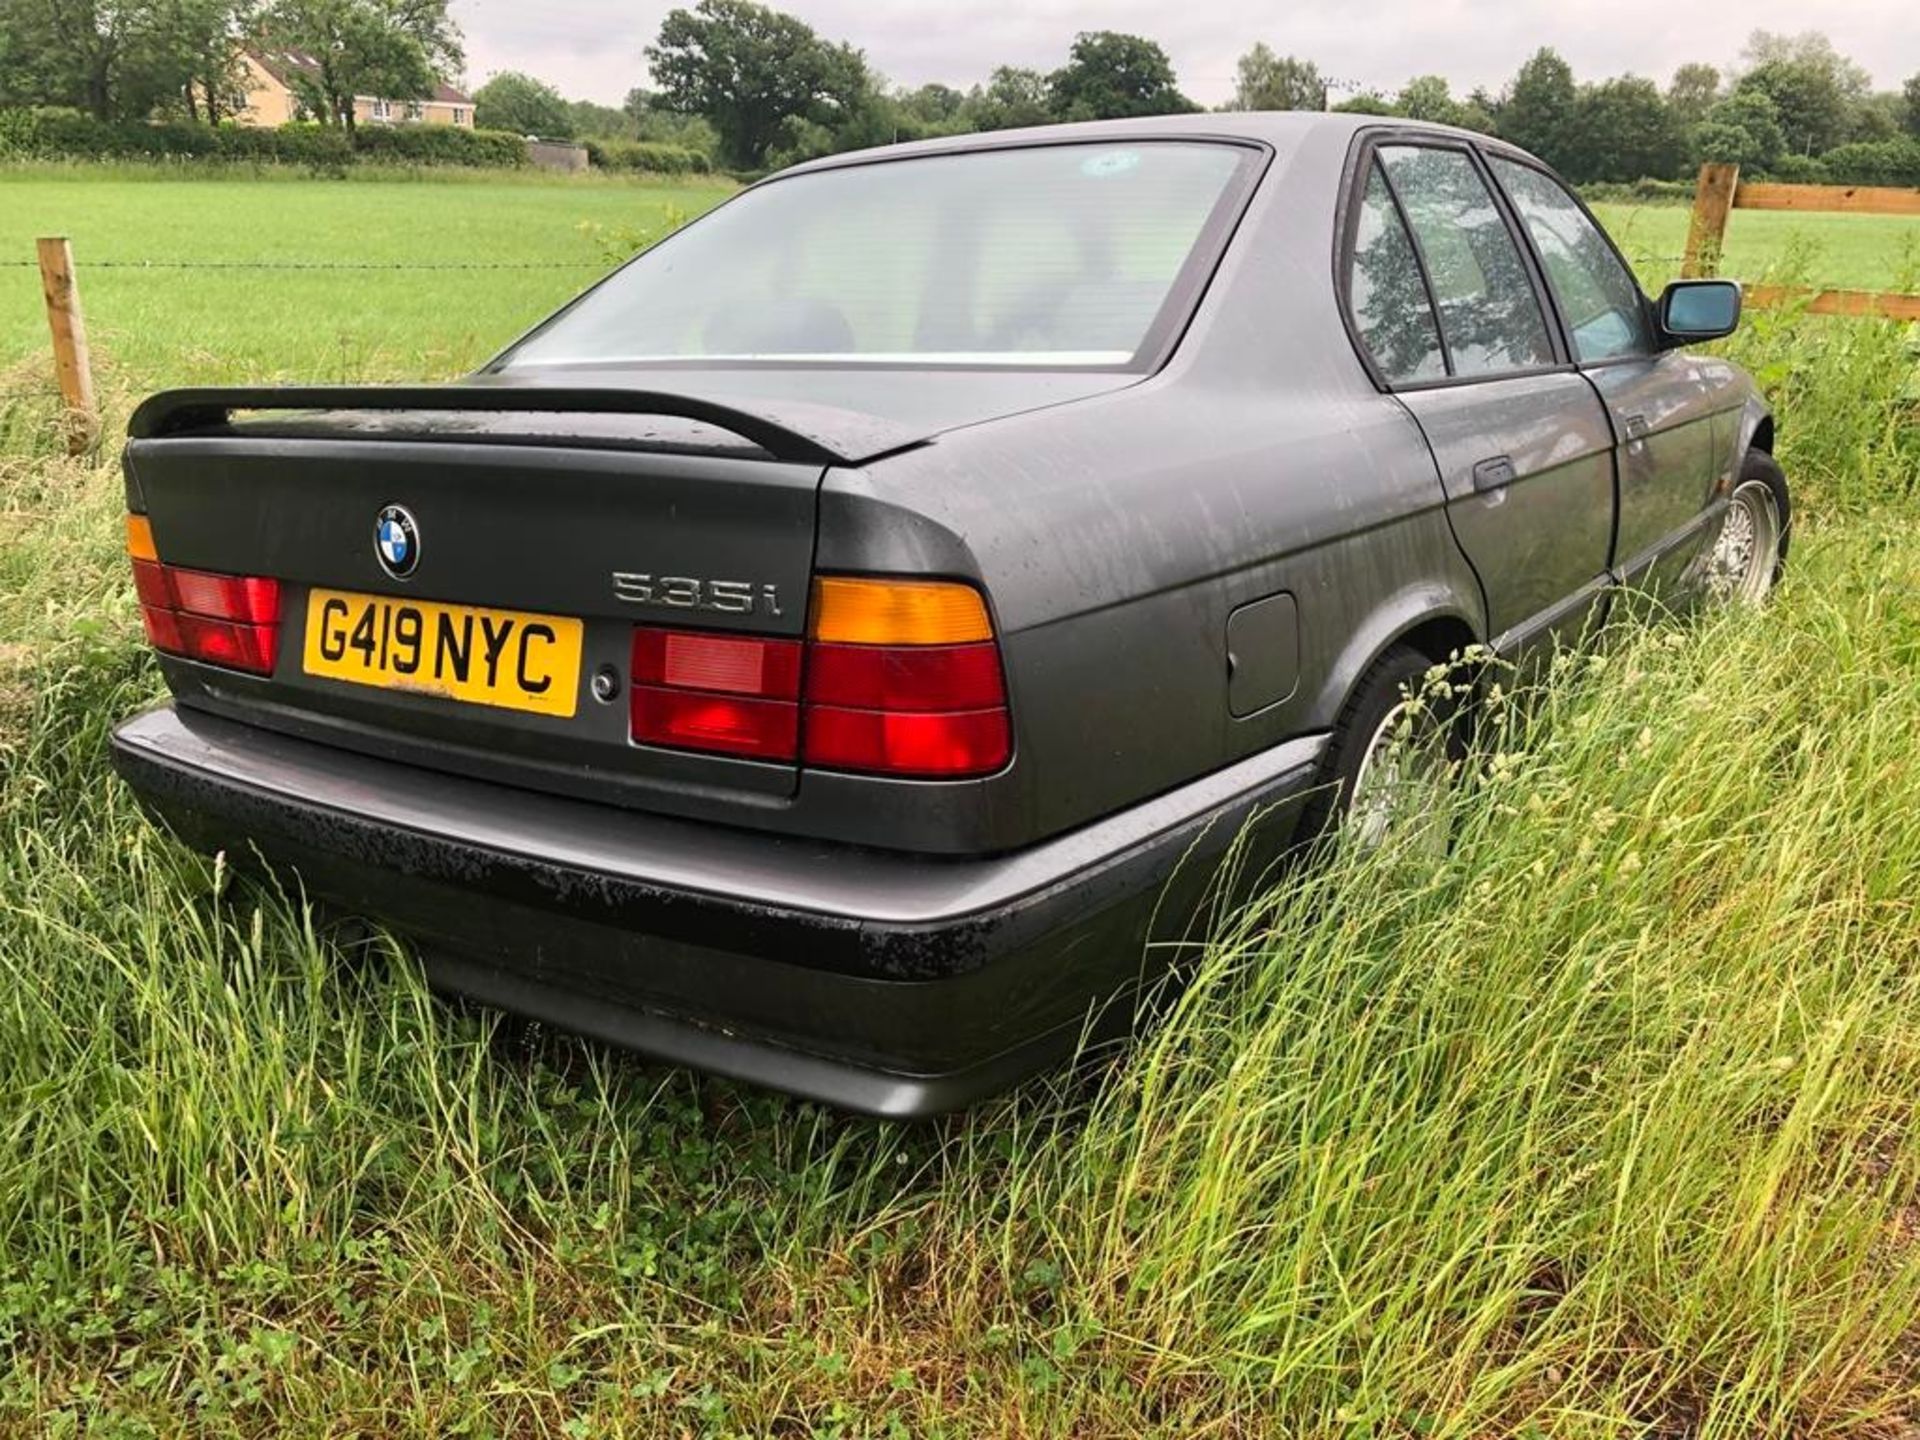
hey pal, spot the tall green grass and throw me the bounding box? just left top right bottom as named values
left=1, top=284, right=1918, bottom=1429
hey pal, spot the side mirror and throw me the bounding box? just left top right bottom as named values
left=1656, top=280, right=1742, bottom=347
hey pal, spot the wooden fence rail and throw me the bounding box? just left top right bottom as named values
left=1682, top=163, right=1920, bottom=322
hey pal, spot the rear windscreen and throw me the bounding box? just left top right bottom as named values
left=500, top=142, right=1255, bottom=371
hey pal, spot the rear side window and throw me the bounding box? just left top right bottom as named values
left=1347, top=163, right=1447, bottom=385
left=501, top=143, right=1254, bottom=371
left=1377, top=145, right=1555, bottom=378
left=1488, top=157, right=1651, bottom=362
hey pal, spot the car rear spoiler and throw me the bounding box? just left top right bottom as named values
left=126, top=385, right=926, bottom=467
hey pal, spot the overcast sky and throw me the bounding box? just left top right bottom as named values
left=450, top=0, right=1920, bottom=107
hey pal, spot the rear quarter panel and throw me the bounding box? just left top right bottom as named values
left=808, top=122, right=1485, bottom=850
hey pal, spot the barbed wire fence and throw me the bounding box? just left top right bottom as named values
left=0, top=258, right=604, bottom=270
left=2, top=245, right=624, bottom=454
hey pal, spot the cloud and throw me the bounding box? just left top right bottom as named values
left=453, top=0, right=1920, bottom=107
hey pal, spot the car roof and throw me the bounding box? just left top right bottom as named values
left=774, top=111, right=1501, bottom=179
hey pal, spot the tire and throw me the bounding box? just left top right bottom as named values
left=1297, top=644, right=1464, bottom=853
left=1703, top=448, right=1791, bottom=604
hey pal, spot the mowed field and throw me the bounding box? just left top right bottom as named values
left=0, top=172, right=737, bottom=390
left=1590, top=200, right=1920, bottom=292
left=2, top=170, right=1920, bottom=1436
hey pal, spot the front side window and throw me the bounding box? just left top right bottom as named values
left=1377, top=145, right=1555, bottom=379
left=502, top=143, right=1254, bottom=370
left=1489, top=156, right=1651, bottom=362
left=1347, top=161, right=1446, bottom=385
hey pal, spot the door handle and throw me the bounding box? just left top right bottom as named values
left=1471, top=455, right=1516, bottom=493
left=1623, top=412, right=1651, bottom=440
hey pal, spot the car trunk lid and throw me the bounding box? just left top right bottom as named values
left=124, top=388, right=840, bottom=804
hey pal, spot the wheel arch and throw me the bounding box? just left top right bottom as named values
left=1307, top=586, right=1484, bottom=730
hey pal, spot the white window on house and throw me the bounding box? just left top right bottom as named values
left=371, top=98, right=392, bottom=121
left=452, top=107, right=468, bottom=125
left=406, top=101, right=424, bottom=121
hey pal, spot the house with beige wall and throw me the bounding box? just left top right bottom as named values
left=236, top=49, right=474, bottom=129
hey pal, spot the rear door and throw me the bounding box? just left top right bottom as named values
left=1484, top=154, right=1724, bottom=600
left=1349, top=140, right=1617, bottom=650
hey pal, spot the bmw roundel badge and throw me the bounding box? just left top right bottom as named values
left=375, top=504, right=419, bottom=579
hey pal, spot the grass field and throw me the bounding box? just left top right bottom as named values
left=1591, top=201, right=1920, bottom=293
left=2, top=170, right=1920, bottom=1435
left=0, top=172, right=737, bottom=392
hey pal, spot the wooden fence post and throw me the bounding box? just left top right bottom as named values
left=1682, top=163, right=1740, bottom=279
left=35, top=235, right=98, bottom=456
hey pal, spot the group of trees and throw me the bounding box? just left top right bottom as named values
left=3, top=0, right=1918, bottom=185
left=1489, top=33, right=1920, bottom=183
left=605, top=2, right=1920, bottom=182
left=603, top=2, right=1210, bottom=171
left=0, top=0, right=462, bottom=130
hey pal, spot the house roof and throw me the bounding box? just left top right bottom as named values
left=244, top=47, right=471, bottom=106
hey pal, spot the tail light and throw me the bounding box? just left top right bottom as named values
left=630, top=628, right=802, bottom=761
left=630, top=576, right=1011, bottom=778
left=127, top=515, right=282, bottom=676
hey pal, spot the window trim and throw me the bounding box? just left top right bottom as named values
left=1366, top=156, right=1453, bottom=379
left=489, top=136, right=1275, bottom=379
left=1334, top=126, right=1575, bottom=394
left=1476, top=144, right=1658, bottom=370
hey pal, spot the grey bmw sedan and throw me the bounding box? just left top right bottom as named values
left=110, top=113, right=1788, bottom=1115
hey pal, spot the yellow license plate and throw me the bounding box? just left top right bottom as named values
left=303, top=589, right=584, bottom=719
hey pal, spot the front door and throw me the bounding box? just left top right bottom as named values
left=1486, top=155, right=1724, bottom=601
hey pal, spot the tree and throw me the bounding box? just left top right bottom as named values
left=1736, top=59, right=1847, bottom=157
left=1666, top=62, right=1720, bottom=128
left=1844, top=92, right=1905, bottom=144
left=1739, top=29, right=1869, bottom=100
left=1046, top=30, right=1193, bottom=122
left=899, top=81, right=964, bottom=125
left=0, top=0, right=177, bottom=119
left=1566, top=77, right=1684, bottom=181
left=1329, top=91, right=1393, bottom=117
left=1226, top=43, right=1322, bottom=111
left=1906, top=73, right=1920, bottom=138
left=260, top=0, right=462, bottom=132
left=566, top=97, right=633, bottom=139
left=1732, top=30, right=1870, bottom=156
left=963, top=65, right=1049, bottom=131
left=645, top=0, right=869, bottom=169
left=474, top=69, right=571, bottom=137
left=1499, top=48, right=1579, bottom=172
left=1391, top=75, right=1492, bottom=131
left=1694, top=88, right=1786, bottom=170
left=177, top=0, right=260, bottom=123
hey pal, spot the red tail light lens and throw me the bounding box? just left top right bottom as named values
left=630, top=629, right=803, bottom=761
left=633, top=629, right=801, bottom=699
left=632, top=688, right=799, bottom=760
left=175, top=615, right=279, bottom=674
left=805, top=641, right=1005, bottom=712
left=630, top=581, right=1012, bottom=778
left=166, top=569, right=281, bottom=625
left=804, top=705, right=1011, bottom=777
left=128, top=530, right=282, bottom=677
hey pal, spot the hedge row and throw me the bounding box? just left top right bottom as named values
left=1577, top=177, right=1697, bottom=206
left=579, top=138, right=713, bottom=174
left=1770, top=139, right=1920, bottom=189
left=0, top=108, right=528, bottom=168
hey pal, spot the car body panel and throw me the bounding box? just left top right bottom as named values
left=1394, top=373, right=1615, bottom=648
left=1585, top=352, right=1730, bottom=596
left=110, top=111, right=1773, bottom=1112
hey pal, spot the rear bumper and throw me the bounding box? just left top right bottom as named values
left=110, top=705, right=1322, bottom=1116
